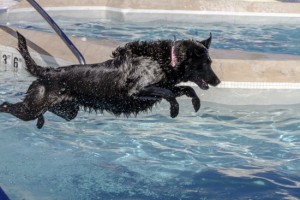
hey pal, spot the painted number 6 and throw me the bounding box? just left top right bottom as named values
left=14, top=57, right=18, bottom=68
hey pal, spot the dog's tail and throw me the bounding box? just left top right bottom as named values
left=17, top=32, right=44, bottom=77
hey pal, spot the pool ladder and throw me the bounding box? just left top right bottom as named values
left=26, top=0, right=86, bottom=65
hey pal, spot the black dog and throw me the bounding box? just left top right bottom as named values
left=0, top=32, right=220, bottom=129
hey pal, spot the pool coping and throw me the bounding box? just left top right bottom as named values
left=4, top=6, right=300, bottom=26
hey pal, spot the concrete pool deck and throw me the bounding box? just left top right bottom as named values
left=10, top=0, right=300, bottom=14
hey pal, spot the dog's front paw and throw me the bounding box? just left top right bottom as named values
left=192, top=97, right=201, bottom=112
left=170, top=102, right=179, bottom=118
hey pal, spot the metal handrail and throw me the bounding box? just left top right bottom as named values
left=26, top=0, right=86, bottom=65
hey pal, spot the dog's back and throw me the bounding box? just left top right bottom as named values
left=17, top=32, right=165, bottom=98
left=112, top=40, right=173, bottom=67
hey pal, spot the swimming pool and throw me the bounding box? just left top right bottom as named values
left=1, top=5, right=300, bottom=200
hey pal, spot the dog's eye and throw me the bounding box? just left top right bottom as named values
left=194, top=50, right=202, bottom=57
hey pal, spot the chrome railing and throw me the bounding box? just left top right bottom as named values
left=26, top=0, right=86, bottom=64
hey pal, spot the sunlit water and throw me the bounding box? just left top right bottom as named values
left=0, top=71, right=300, bottom=199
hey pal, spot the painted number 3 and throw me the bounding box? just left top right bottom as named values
left=2, top=54, right=7, bottom=64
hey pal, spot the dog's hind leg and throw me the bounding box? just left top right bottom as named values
left=0, top=80, right=49, bottom=128
left=0, top=101, right=46, bottom=129
left=171, top=86, right=200, bottom=112
left=135, top=86, right=179, bottom=118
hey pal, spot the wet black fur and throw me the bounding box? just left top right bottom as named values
left=0, top=32, right=220, bottom=129
left=112, top=34, right=220, bottom=90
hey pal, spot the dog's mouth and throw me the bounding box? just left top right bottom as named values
left=195, top=78, right=221, bottom=90
left=196, top=79, right=209, bottom=90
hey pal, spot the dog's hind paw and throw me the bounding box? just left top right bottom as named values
left=36, top=115, right=45, bottom=129
left=170, top=102, right=179, bottom=118
left=192, top=97, right=201, bottom=112
left=0, top=102, right=10, bottom=112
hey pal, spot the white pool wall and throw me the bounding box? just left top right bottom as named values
left=3, top=6, right=300, bottom=25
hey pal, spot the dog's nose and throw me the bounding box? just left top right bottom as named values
left=210, top=78, right=221, bottom=86
left=215, top=78, right=221, bottom=86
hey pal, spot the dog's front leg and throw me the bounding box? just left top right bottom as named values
left=49, top=101, right=79, bottom=121
left=37, top=114, right=45, bottom=129
left=171, top=86, right=200, bottom=112
left=135, top=86, right=179, bottom=118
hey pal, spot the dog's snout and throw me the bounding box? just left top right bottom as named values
left=214, top=78, right=221, bottom=86
left=208, top=76, right=221, bottom=87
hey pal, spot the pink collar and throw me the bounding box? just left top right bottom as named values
left=171, top=45, right=177, bottom=67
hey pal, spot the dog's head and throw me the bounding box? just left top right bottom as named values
left=173, top=34, right=221, bottom=90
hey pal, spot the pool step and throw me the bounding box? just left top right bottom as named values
left=1, top=27, right=300, bottom=105
left=1, top=27, right=300, bottom=84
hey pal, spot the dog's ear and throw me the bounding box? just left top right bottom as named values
left=198, top=33, right=212, bottom=49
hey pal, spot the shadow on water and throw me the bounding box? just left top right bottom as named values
left=188, top=170, right=300, bottom=200
left=67, top=166, right=300, bottom=200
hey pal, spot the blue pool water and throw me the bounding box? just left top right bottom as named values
left=1, top=15, right=300, bottom=199
left=0, top=73, right=300, bottom=199
left=4, top=16, right=300, bottom=55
